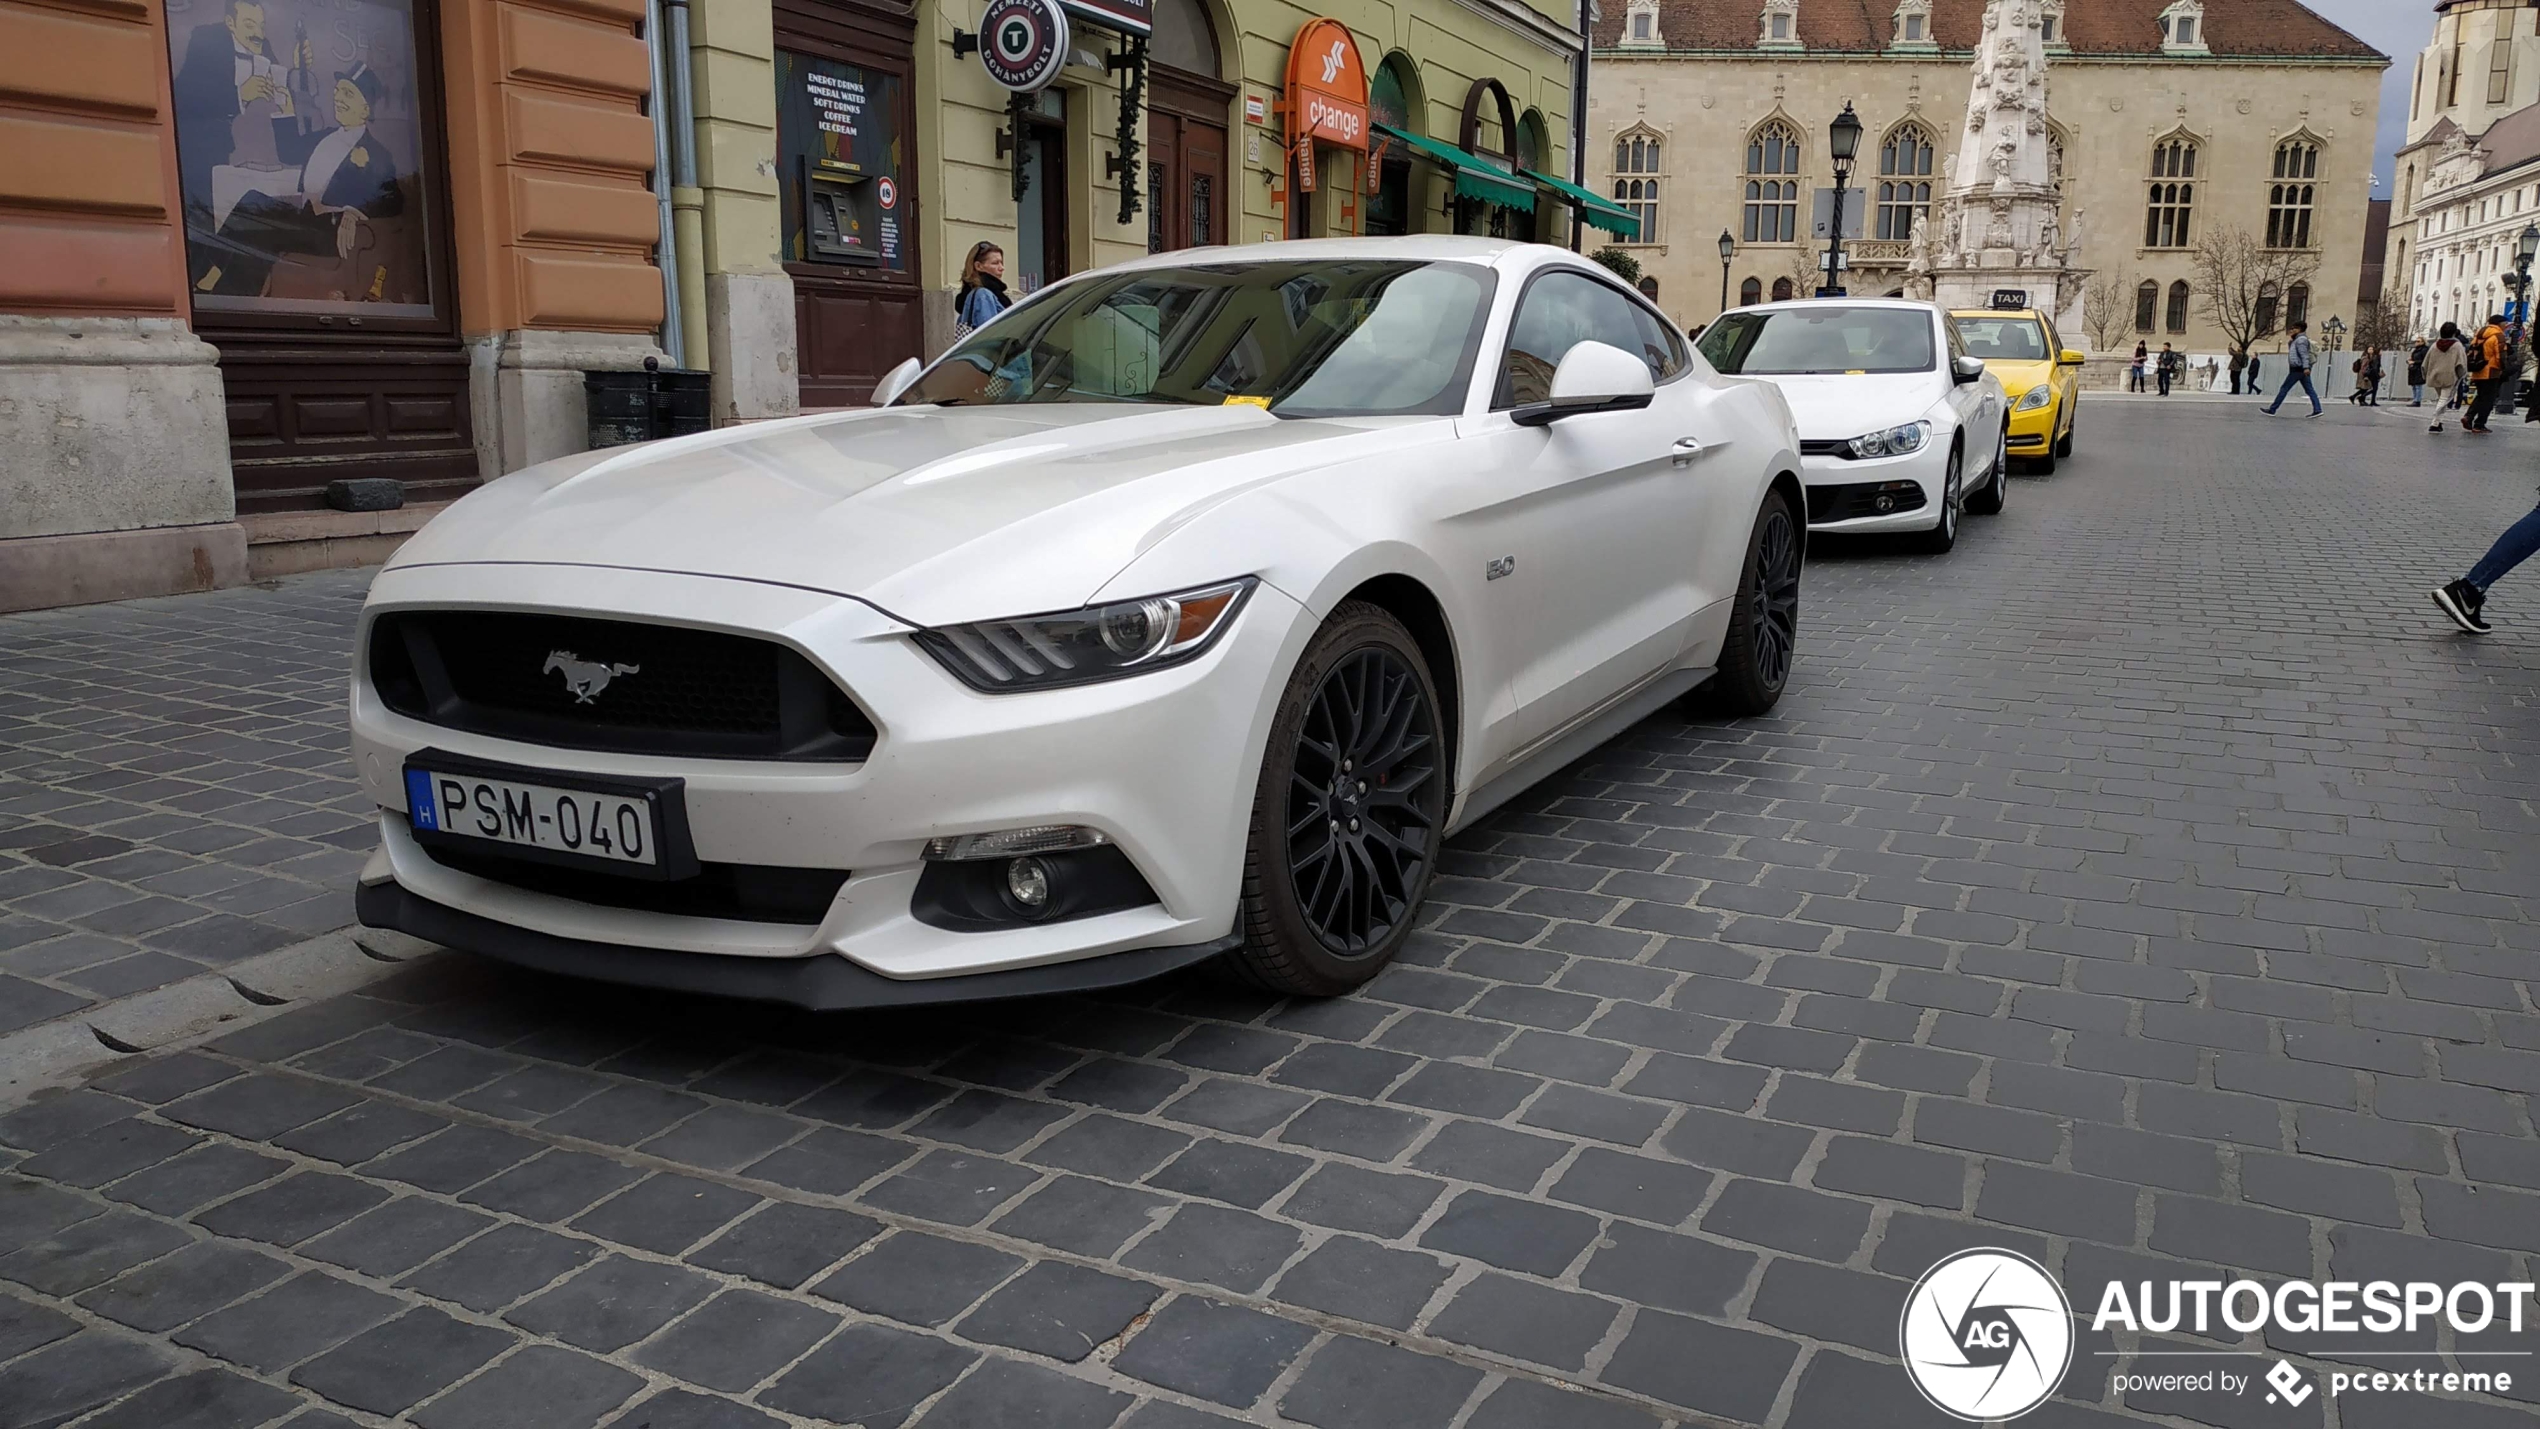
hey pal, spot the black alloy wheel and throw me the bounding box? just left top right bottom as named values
left=1232, top=603, right=1445, bottom=994
left=1701, top=486, right=1801, bottom=717
left=1970, top=423, right=2011, bottom=511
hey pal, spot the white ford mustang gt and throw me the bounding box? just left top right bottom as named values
left=351, top=237, right=1805, bottom=1008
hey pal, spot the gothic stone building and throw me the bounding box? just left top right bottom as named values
left=1586, top=0, right=2385, bottom=358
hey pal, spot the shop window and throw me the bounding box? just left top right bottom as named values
left=1367, top=57, right=1417, bottom=236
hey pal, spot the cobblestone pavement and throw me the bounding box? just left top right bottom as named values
left=3, top=401, right=2538, bottom=1429
left=0, top=571, right=376, bottom=1033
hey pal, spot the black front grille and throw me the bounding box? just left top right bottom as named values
left=370, top=611, right=874, bottom=762
left=1799, top=438, right=1853, bottom=457
left=1806, top=481, right=1929, bottom=524
left=423, top=843, right=849, bottom=925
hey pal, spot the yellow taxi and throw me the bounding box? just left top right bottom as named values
left=1950, top=308, right=2084, bottom=473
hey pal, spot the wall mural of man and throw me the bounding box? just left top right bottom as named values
left=166, top=0, right=434, bottom=312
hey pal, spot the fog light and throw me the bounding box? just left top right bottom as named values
left=1874, top=494, right=1895, bottom=512
left=1005, top=857, right=1051, bottom=911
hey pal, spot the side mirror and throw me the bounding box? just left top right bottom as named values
left=1951, top=355, right=1987, bottom=385
left=2057, top=349, right=2087, bottom=367
left=870, top=356, right=924, bottom=408
left=1512, top=341, right=1657, bottom=427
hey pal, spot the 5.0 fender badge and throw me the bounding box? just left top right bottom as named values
left=1486, top=556, right=1517, bottom=581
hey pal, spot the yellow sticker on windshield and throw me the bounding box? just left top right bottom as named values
left=1847, top=370, right=1867, bottom=376
left=1222, top=395, right=1271, bottom=408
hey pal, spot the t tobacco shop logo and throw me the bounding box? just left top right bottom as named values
left=1900, top=1248, right=2075, bottom=1421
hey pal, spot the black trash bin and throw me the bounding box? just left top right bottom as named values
left=586, top=360, right=712, bottom=448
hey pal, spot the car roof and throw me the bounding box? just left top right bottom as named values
left=1716, top=297, right=1946, bottom=321
left=1096, top=235, right=1562, bottom=275
left=1949, top=308, right=2048, bottom=321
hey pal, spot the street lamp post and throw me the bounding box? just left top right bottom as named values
left=2323, top=315, right=2346, bottom=397
left=1820, top=102, right=1863, bottom=299
left=1719, top=231, right=1736, bottom=314
left=2506, top=223, right=2539, bottom=416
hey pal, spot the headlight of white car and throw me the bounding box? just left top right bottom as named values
left=916, top=578, right=1256, bottom=692
left=1845, top=421, right=1932, bottom=459
left=2014, top=384, right=2055, bottom=412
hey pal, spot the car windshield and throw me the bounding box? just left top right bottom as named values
left=1697, top=306, right=1937, bottom=375
left=897, top=260, right=1495, bottom=417
left=1954, top=316, right=2050, bottom=361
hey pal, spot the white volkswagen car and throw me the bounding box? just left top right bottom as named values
left=1696, top=298, right=2008, bottom=553
left=351, top=238, right=1804, bottom=1008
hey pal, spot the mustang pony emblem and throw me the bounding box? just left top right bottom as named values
left=544, top=651, right=641, bottom=704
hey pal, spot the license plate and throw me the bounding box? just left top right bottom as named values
left=399, top=747, right=700, bottom=882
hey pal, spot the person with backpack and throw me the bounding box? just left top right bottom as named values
left=2463, top=314, right=2509, bottom=432
left=2423, top=322, right=2470, bottom=431
left=2261, top=322, right=2322, bottom=417
left=2408, top=338, right=2430, bottom=405
left=954, top=241, right=1010, bottom=338
left=2434, top=491, right=2540, bottom=633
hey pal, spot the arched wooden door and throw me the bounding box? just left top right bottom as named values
left=1144, top=0, right=1232, bottom=251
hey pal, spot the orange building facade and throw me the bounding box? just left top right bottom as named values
left=1, top=0, right=669, bottom=609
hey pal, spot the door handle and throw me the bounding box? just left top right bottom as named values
left=1670, top=437, right=1707, bottom=466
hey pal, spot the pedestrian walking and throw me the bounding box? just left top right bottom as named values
left=2408, top=338, right=2429, bottom=405
left=2424, top=322, right=2469, bottom=430
left=2261, top=323, right=2322, bottom=417
left=2464, top=314, right=2509, bottom=432
left=2156, top=343, right=2178, bottom=396
left=953, top=241, right=1011, bottom=338
left=2247, top=354, right=2264, bottom=395
left=2229, top=346, right=2247, bottom=394
left=2363, top=347, right=2384, bottom=405
left=2130, top=342, right=2148, bottom=393
left=2432, top=489, right=2540, bottom=633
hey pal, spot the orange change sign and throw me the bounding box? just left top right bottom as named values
left=1284, top=19, right=1368, bottom=151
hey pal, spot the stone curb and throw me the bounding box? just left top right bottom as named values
left=0, top=924, right=435, bottom=1112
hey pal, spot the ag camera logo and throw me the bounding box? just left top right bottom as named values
left=1900, top=1248, right=2075, bottom=1421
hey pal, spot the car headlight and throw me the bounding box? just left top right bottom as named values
left=2014, top=384, right=2054, bottom=412
left=1845, top=421, right=1931, bottom=459
left=915, top=578, right=1256, bottom=692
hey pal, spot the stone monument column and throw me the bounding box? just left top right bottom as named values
left=1922, top=0, right=2088, bottom=333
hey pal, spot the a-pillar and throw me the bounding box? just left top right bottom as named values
left=0, top=0, right=245, bottom=611
left=439, top=0, right=670, bottom=475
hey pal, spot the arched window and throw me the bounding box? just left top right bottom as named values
left=2145, top=137, right=2197, bottom=249
left=1613, top=131, right=1662, bottom=242
left=2286, top=282, right=2310, bottom=330
left=2167, top=280, right=2190, bottom=333
left=2256, top=280, right=2280, bottom=335
left=2268, top=139, right=2319, bottom=249
left=2136, top=281, right=2158, bottom=333
left=1366, top=57, right=1417, bottom=237
left=1741, top=276, right=1764, bottom=306
left=1744, top=122, right=1801, bottom=243
left=1877, top=123, right=1935, bottom=240
left=1771, top=276, right=1795, bottom=302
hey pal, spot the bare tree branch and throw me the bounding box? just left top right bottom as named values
left=2083, top=271, right=2134, bottom=352
left=2355, top=280, right=2412, bottom=353
left=2190, top=227, right=2322, bottom=354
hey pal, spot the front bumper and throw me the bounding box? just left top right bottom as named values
left=2006, top=397, right=2059, bottom=451
left=350, top=562, right=1308, bottom=1001
left=1798, top=439, right=1952, bottom=532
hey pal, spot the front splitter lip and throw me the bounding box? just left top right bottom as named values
left=356, top=879, right=1239, bottom=1011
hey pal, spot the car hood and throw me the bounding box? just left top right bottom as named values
left=388, top=403, right=1435, bottom=627
left=1983, top=360, right=2055, bottom=397
left=1749, top=371, right=1944, bottom=439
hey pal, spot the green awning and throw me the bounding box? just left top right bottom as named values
left=1372, top=122, right=1535, bottom=211
left=1523, top=167, right=1642, bottom=240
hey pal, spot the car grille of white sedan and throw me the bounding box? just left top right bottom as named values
left=367, top=611, right=876, bottom=763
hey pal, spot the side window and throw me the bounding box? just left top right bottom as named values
left=1630, top=302, right=1688, bottom=381
left=1943, top=315, right=1969, bottom=365
left=1497, top=272, right=1651, bottom=407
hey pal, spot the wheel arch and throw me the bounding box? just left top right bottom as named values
left=1766, top=469, right=1807, bottom=558
left=1337, top=573, right=1461, bottom=797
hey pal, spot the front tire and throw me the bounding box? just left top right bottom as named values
left=1702, top=487, right=1802, bottom=717
left=1968, top=425, right=2010, bottom=512
left=1910, top=444, right=1963, bottom=554
left=1229, top=603, right=1445, bottom=995
left=2053, top=408, right=2075, bottom=459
